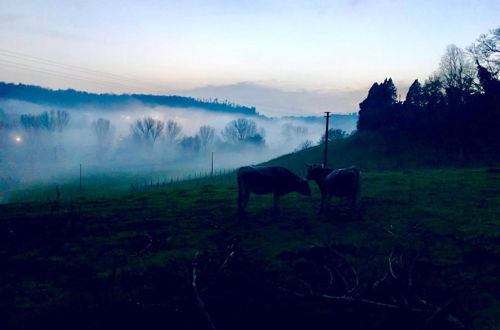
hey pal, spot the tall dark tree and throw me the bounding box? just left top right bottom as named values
left=357, top=78, right=398, bottom=131
left=421, top=75, right=446, bottom=110
left=476, top=62, right=500, bottom=95
left=404, top=79, right=424, bottom=108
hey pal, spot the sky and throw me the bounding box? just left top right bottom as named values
left=0, top=0, right=498, bottom=115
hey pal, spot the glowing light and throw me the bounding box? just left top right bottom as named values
left=15, top=136, right=22, bottom=143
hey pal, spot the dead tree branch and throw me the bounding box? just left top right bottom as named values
left=192, top=252, right=217, bottom=330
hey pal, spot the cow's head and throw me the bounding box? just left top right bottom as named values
left=297, top=178, right=311, bottom=196
left=305, top=163, right=326, bottom=181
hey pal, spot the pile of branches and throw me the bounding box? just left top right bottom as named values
left=279, top=243, right=467, bottom=329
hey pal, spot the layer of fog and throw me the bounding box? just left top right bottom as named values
left=176, top=82, right=366, bottom=116
left=0, top=99, right=355, bottom=194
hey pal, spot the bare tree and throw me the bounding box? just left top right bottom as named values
left=222, top=118, right=264, bottom=145
left=282, top=123, right=308, bottom=138
left=295, top=140, right=314, bottom=151
left=439, top=44, right=475, bottom=99
left=180, top=135, right=201, bottom=154
left=468, top=26, right=500, bottom=76
left=92, top=118, right=112, bottom=158
left=92, top=118, right=111, bottom=143
left=164, top=120, right=182, bottom=145
left=131, top=117, right=165, bottom=147
left=197, top=125, right=216, bottom=152
left=50, top=110, right=70, bottom=133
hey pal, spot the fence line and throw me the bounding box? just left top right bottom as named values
left=129, top=168, right=237, bottom=193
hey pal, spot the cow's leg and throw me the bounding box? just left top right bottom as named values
left=325, top=194, right=333, bottom=212
left=352, top=192, right=361, bottom=220
left=273, top=194, right=280, bottom=215
left=238, top=186, right=249, bottom=216
left=319, top=192, right=326, bottom=214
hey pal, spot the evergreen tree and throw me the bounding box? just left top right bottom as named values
left=357, top=78, right=398, bottom=131
left=404, top=79, right=424, bottom=108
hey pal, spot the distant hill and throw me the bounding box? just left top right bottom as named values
left=0, top=82, right=259, bottom=116
left=0, top=82, right=360, bottom=129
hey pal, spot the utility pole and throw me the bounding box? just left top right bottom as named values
left=323, top=112, right=331, bottom=168
left=211, top=151, right=214, bottom=177
left=79, top=164, right=82, bottom=193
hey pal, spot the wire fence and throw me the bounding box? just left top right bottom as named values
left=129, top=168, right=237, bottom=193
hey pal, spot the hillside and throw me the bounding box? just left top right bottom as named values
left=0, top=82, right=258, bottom=115
left=264, top=131, right=500, bottom=174
left=1, top=166, right=499, bottom=329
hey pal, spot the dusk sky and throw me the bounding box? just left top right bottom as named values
left=0, top=0, right=498, bottom=115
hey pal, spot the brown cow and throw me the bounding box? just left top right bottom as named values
left=237, top=166, right=311, bottom=216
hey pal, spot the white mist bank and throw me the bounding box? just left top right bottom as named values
left=0, top=99, right=356, bottom=192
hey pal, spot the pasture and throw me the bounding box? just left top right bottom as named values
left=1, top=168, right=499, bottom=329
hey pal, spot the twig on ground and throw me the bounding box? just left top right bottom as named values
left=192, top=251, right=217, bottom=330
left=130, top=233, right=153, bottom=257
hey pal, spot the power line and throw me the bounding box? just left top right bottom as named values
left=0, top=48, right=164, bottom=89
left=0, top=59, right=157, bottom=93
left=0, top=48, right=165, bottom=93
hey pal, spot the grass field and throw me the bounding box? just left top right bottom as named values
left=1, top=167, right=499, bottom=329
left=4, top=167, right=236, bottom=203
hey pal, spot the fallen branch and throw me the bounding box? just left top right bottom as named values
left=192, top=252, right=217, bottom=330
left=388, top=248, right=399, bottom=279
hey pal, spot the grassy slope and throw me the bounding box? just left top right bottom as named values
left=264, top=132, right=500, bottom=174
left=1, top=167, right=499, bottom=329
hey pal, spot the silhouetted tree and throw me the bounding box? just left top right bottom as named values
left=92, top=118, right=112, bottom=158
left=131, top=117, right=165, bottom=148
left=295, top=140, right=314, bottom=151
left=51, top=110, right=70, bottom=133
left=357, top=78, right=398, bottom=131
left=164, top=120, right=182, bottom=145
left=92, top=118, right=111, bottom=143
left=404, top=79, right=425, bottom=108
left=468, top=26, right=499, bottom=76
left=476, top=61, right=500, bottom=95
left=222, top=118, right=265, bottom=145
left=282, top=123, right=308, bottom=138
left=421, top=75, right=446, bottom=110
left=319, top=128, right=347, bottom=144
left=180, top=135, right=201, bottom=154
left=197, top=125, right=216, bottom=152
left=439, top=44, right=475, bottom=105
left=19, top=110, right=70, bottom=133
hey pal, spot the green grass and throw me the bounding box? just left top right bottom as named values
left=264, top=131, right=500, bottom=174
left=1, top=167, right=499, bottom=329
left=5, top=168, right=236, bottom=203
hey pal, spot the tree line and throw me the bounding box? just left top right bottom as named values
left=0, top=109, right=270, bottom=164
left=356, top=27, right=500, bottom=158
left=0, top=82, right=258, bottom=116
